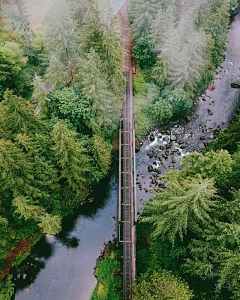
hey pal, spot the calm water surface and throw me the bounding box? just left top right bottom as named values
left=13, top=167, right=118, bottom=300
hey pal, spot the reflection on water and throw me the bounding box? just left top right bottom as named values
left=12, top=165, right=118, bottom=300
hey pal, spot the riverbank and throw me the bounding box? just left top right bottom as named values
left=135, top=9, right=240, bottom=205
left=90, top=241, right=121, bottom=300
left=89, top=5, right=240, bottom=299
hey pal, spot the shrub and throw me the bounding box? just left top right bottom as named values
left=161, top=86, right=193, bottom=116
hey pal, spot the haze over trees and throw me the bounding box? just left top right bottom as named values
left=131, top=0, right=238, bottom=134
left=131, top=0, right=240, bottom=299
left=0, top=0, right=124, bottom=297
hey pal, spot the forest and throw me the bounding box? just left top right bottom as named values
left=130, top=0, right=240, bottom=299
left=0, top=0, right=125, bottom=298
left=0, top=0, right=240, bottom=299
left=131, top=0, right=238, bottom=137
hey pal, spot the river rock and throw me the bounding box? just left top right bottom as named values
left=209, top=83, right=215, bottom=91
left=148, top=165, right=153, bottom=172
left=208, top=109, right=213, bottom=115
left=180, top=143, right=188, bottom=149
left=150, top=133, right=155, bottom=141
left=159, top=145, right=165, bottom=151
left=163, top=136, right=169, bottom=142
left=162, top=153, right=168, bottom=160
left=170, top=135, right=177, bottom=141
left=147, top=150, right=154, bottom=158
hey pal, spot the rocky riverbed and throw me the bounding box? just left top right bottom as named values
left=135, top=11, right=240, bottom=208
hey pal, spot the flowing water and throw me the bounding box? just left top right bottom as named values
left=136, top=11, right=240, bottom=205
left=12, top=8, right=240, bottom=300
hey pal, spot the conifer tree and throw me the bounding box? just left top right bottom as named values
left=46, top=55, right=69, bottom=88
left=92, top=135, right=112, bottom=176
left=149, top=5, right=176, bottom=53
left=1, top=0, right=32, bottom=43
left=0, top=90, right=46, bottom=139
left=152, top=54, right=169, bottom=87
left=78, top=49, right=113, bottom=129
left=13, top=196, right=61, bottom=235
left=80, top=1, right=103, bottom=56
left=101, top=3, right=125, bottom=108
left=164, top=25, right=205, bottom=91
left=45, top=0, right=79, bottom=86
left=0, top=139, right=38, bottom=205
left=141, top=173, right=218, bottom=244
left=130, top=0, right=162, bottom=39
left=32, top=75, right=48, bottom=113
left=51, top=122, right=92, bottom=198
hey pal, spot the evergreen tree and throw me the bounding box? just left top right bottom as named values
left=0, top=90, right=46, bottom=139
left=181, top=150, right=233, bottom=190
left=141, top=173, right=218, bottom=244
left=46, top=55, right=69, bottom=88
left=51, top=122, right=92, bottom=198
left=0, top=139, right=33, bottom=198
left=164, top=21, right=205, bottom=91
left=149, top=5, right=176, bottom=53
left=32, top=75, right=48, bottom=113
left=130, top=0, right=162, bottom=39
left=152, top=54, right=169, bottom=88
left=1, top=0, right=32, bottom=43
left=13, top=196, right=61, bottom=235
left=91, top=135, right=112, bottom=177
left=195, top=0, right=230, bottom=66
left=0, top=41, right=27, bottom=98
left=80, top=1, right=103, bottom=55
left=45, top=0, right=79, bottom=85
left=101, top=3, right=125, bottom=109
left=78, top=49, right=113, bottom=129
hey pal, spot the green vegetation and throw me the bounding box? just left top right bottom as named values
left=132, top=270, right=193, bottom=300
left=0, top=0, right=124, bottom=292
left=137, top=111, right=240, bottom=299
left=91, top=252, right=121, bottom=300
left=131, top=0, right=234, bottom=136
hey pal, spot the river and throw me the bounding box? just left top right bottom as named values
left=12, top=6, right=240, bottom=300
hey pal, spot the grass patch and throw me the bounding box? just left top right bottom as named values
left=91, top=252, right=121, bottom=300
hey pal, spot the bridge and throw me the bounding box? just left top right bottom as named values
left=117, top=0, right=137, bottom=299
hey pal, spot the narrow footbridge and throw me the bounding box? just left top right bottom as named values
left=116, top=0, right=136, bottom=298
left=118, top=70, right=137, bottom=300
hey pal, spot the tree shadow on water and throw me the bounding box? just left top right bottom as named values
left=11, top=163, right=117, bottom=293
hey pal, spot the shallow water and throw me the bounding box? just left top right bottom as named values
left=135, top=12, right=240, bottom=206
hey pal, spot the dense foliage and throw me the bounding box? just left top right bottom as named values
left=0, top=0, right=124, bottom=293
left=137, top=113, right=240, bottom=299
left=130, top=0, right=234, bottom=134
left=91, top=252, right=121, bottom=300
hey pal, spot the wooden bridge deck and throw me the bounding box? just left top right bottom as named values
left=117, top=0, right=136, bottom=299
